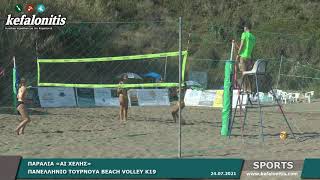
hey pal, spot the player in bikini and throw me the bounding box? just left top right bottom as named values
left=15, top=78, right=31, bottom=135
left=171, top=83, right=186, bottom=124
left=117, top=74, right=129, bottom=122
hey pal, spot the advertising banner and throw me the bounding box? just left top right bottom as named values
left=38, top=87, right=76, bottom=107
left=76, top=88, right=95, bottom=107
left=94, top=88, right=119, bottom=107
left=198, top=90, right=216, bottom=107
left=184, top=89, right=247, bottom=108
left=136, top=89, right=170, bottom=106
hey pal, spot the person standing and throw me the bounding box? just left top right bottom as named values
left=117, top=74, right=129, bottom=122
left=15, top=78, right=31, bottom=135
left=237, top=22, right=256, bottom=92
left=171, top=83, right=186, bottom=124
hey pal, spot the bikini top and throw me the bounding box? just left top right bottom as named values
left=118, top=82, right=127, bottom=95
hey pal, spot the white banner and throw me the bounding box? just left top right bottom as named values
left=184, top=89, right=216, bottom=107
left=232, top=90, right=248, bottom=109
left=136, top=89, right=170, bottom=106
left=198, top=90, right=216, bottom=107
left=94, top=88, right=119, bottom=107
left=38, top=87, right=77, bottom=107
left=94, top=89, right=170, bottom=107
left=184, top=89, right=202, bottom=106
left=184, top=89, right=247, bottom=108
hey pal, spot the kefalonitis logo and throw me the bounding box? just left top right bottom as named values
left=5, top=14, right=66, bottom=26
left=5, top=3, right=67, bottom=30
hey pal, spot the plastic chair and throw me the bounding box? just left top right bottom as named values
left=292, top=93, right=300, bottom=103
left=243, top=59, right=270, bottom=94
left=309, top=91, right=315, bottom=97
left=243, top=59, right=267, bottom=76
left=287, top=93, right=293, bottom=104
left=304, top=92, right=311, bottom=103
left=267, top=92, right=274, bottom=101
left=281, top=92, right=288, bottom=104
left=273, top=89, right=282, bottom=100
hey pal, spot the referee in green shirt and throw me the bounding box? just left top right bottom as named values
left=237, top=22, right=256, bottom=92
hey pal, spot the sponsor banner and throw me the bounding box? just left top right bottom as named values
left=184, top=89, right=216, bottom=107
left=136, top=89, right=170, bottom=106
left=198, top=90, right=216, bottom=107
left=213, top=90, right=223, bottom=108
left=16, top=158, right=243, bottom=179
left=76, top=88, right=95, bottom=107
left=189, top=71, right=208, bottom=88
left=38, top=87, right=76, bottom=107
left=184, top=89, right=247, bottom=108
left=38, top=88, right=169, bottom=108
left=184, top=89, right=214, bottom=107
left=184, top=89, right=202, bottom=106
left=94, top=88, right=119, bottom=107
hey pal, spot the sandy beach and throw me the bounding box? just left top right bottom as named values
left=1, top=101, right=320, bottom=180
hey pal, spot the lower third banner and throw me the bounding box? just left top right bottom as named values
left=16, top=158, right=243, bottom=179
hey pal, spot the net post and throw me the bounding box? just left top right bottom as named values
left=178, top=17, right=182, bottom=158
left=12, top=56, right=17, bottom=113
left=37, top=59, right=40, bottom=86
left=221, top=40, right=235, bottom=136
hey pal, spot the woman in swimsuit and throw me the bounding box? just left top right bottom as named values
left=171, top=83, right=187, bottom=124
left=117, top=74, right=129, bottom=122
left=15, top=78, right=31, bottom=135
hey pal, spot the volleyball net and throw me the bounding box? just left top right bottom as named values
left=37, top=51, right=188, bottom=88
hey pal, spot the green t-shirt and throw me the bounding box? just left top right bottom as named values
left=239, top=31, right=256, bottom=59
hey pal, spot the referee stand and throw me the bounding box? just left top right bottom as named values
left=228, top=59, right=296, bottom=141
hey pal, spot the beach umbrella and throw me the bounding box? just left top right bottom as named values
left=116, top=72, right=143, bottom=80
left=116, top=72, right=143, bottom=84
left=143, top=72, right=162, bottom=80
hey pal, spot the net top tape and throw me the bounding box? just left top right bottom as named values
left=37, top=51, right=188, bottom=63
